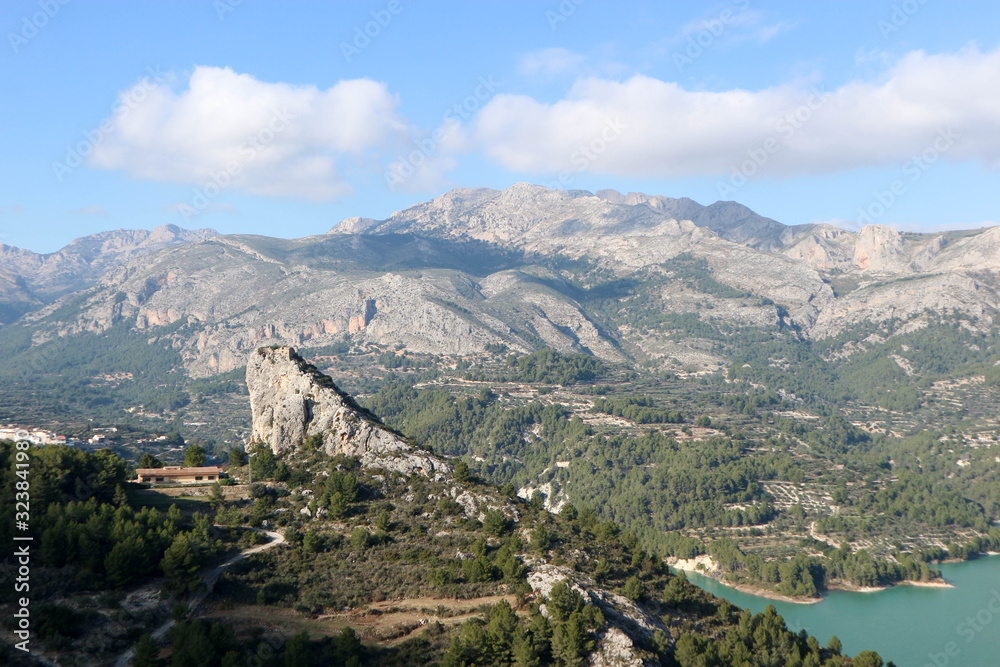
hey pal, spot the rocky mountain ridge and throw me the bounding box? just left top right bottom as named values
left=4, top=184, right=999, bottom=379
left=0, top=223, right=216, bottom=324
left=245, top=344, right=677, bottom=665
left=328, top=184, right=1000, bottom=338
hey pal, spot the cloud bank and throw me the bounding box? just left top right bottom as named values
left=89, top=66, right=412, bottom=200
left=474, top=46, right=1000, bottom=179
left=88, top=47, right=1000, bottom=198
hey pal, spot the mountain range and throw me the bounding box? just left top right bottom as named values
left=4, top=183, right=998, bottom=383
left=0, top=223, right=216, bottom=325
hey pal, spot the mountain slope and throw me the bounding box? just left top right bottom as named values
left=0, top=223, right=216, bottom=324
left=330, top=184, right=1000, bottom=337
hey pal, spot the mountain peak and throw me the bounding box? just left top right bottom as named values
left=327, top=184, right=805, bottom=252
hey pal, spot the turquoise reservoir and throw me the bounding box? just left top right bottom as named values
left=680, top=555, right=1000, bottom=666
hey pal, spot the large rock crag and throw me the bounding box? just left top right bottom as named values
left=246, top=346, right=449, bottom=478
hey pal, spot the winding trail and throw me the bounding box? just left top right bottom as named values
left=808, top=520, right=842, bottom=549
left=114, top=527, right=284, bottom=667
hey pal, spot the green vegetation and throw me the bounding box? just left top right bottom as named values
left=0, top=441, right=223, bottom=594
left=590, top=396, right=684, bottom=424
left=208, top=442, right=882, bottom=666
left=499, top=348, right=606, bottom=385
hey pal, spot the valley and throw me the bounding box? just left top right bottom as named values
left=2, top=185, right=1000, bottom=665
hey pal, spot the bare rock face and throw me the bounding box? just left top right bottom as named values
left=246, top=346, right=449, bottom=478
left=13, top=184, right=1000, bottom=374
left=854, top=225, right=908, bottom=272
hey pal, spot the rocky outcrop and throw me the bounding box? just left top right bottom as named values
left=854, top=225, right=908, bottom=272
left=527, top=563, right=670, bottom=665
left=781, top=225, right=856, bottom=271
left=246, top=346, right=449, bottom=478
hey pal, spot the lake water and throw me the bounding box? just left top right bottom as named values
left=680, top=555, right=1000, bottom=667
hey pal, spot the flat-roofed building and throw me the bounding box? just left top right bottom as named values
left=135, top=466, right=224, bottom=485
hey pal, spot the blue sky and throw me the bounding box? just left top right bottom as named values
left=2, top=0, right=999, bottom=253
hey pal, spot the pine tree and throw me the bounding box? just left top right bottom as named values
left=284, top=630, right=313, bottom=667
left=132, top=633, right=159, bottom=667
left=137, top=452, right=163, bottom=469
left=302, top=529, right=321, bottom=554
left=183, top=445, right=206, bottom=468
left=624, top=576, right=644, bottom=602
left=161, top=533, right=201, bottom=594
left=228, top=447, right=246, bottom=467
left=209, top=482, right=225, bottom=508
left=328, top=491, right=349, bottom=519
left=551, top=614, right=590, bottom=667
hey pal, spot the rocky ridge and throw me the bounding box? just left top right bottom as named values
left=0, top=224, right=216, bottom=325
left=22, top=232, right=623, bottom=376
left=329, top=184, right=1000, bottom=335
left=527, top=562, right=670, bottom=666
left=5, top=184, right=1000, bottom=378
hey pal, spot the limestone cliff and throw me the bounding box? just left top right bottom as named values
left=10, top=185, right=1000, bottom=377
left=246, top=346, right=449, bottom=478
left=853, top=225, right=909, bottom=272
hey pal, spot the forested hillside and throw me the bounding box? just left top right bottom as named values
left=0, top=436, right=891, bottom=666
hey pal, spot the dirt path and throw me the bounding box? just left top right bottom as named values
left=808, top=521, right=842, bottom=549
left=199, top=593, right=522, bottom=647
left=114, top=527, right=285, bottom=667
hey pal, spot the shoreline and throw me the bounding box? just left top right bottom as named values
left=669, top=555, right=959, bottom=604
left=727, top=581, right=823, bottom=605
left=899, top=579, right=955, bottom=588
left=825, top=578, right=955, bottom=594
left=668, top=556, right=823, bottom=605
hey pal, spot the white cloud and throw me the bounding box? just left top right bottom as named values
left=473, top=46, right=1000, bottom=179
left=519, top=47, right=586, bottom=77
left=73, top=205, right=108, bottom=216
left=383, top=117, right=468, bottom=193
left=668, top=8, right=796, bottom=49
left=90, top=66, right=413, bottom=200
left=753, top=20, right=797, bottom=44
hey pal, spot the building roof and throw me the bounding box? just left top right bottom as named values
left=136, top=466, right=223, bottom=476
